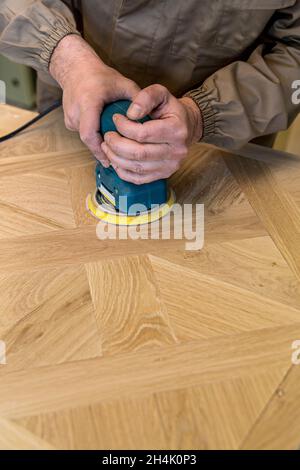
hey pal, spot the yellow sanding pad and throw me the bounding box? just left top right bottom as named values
left=86, top=189, right=176, bottom=226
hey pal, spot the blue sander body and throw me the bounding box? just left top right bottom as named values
left=96, top=100, right=168, bottom=215
left=87, top=100, right=175, bottom=226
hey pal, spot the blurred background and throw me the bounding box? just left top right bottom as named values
left=0, top=55, right=36, bottom=109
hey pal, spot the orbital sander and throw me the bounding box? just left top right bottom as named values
left=86, top=100, right=175, bottom=226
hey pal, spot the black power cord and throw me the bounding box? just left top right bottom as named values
left=0, top=100, right=62, bottom=143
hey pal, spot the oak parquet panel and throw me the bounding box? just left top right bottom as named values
left=0, top=104, right=299, bottom=449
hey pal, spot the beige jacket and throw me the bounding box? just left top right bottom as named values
left=1, top=0, right=300, bottom=149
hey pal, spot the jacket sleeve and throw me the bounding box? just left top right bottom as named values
left=0, top=0, right=79, bottom=73
left=185, top=1, right=300, bottom=150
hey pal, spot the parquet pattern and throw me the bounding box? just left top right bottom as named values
left=0, top=104, right=299, bottom=450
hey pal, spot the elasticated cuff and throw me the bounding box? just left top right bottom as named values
left=184, top=86, right=218, bottom=142
left=40, top=21, right=80, bottom=70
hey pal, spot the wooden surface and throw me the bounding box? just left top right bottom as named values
left=0, top=103, right=300, bottom=450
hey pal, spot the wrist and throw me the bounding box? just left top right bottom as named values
left=180, top=96, right=203, bottom=144
left=49, top=35, right=106, bottom=89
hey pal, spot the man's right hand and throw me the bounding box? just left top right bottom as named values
left=49, top=35, right=140, bottom=166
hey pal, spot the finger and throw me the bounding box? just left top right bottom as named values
left=114, top=166, right=175, bottom=185
left=112, top=113, right=176, bottom=144
left=104, top=131, right=173, bottom=161
left=62, top=95, right=80, bottom=131
left=127, top=84, right=170, bottom=120
left=102, top=143, right=180, bottom=182
left=64, top=113, right=79, bottom=132
left=79, top=106, right=109, bottom=167
left=102, top=142, right=174, bottom=174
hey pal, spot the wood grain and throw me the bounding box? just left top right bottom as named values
left=86, top=256, right=177, bottom=355
left=0, top=104, right=300, bottom=449
left=15, top=368, right=284, bottom=450
left=150, top=255, right=300, bottom=340
left=241, top=366, right=300, bottom=450
left=0, top=418, right=55, bottom=450
left=226, top=156, right=300, bottom=280
left=0, top=325, right=296, bottom=419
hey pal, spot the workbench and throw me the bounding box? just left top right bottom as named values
left=0, top=104, right=299, bottom=450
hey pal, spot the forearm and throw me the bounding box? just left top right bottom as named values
left=49, top=34, right=107, bottom=88
left=185, top=2, right=300, bottom=149
left=0, top=0, right=79, bottom=73
left=185, top=45, right=300, bottom=149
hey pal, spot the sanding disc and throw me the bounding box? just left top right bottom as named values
left=86, top=189, right=176, bottom=226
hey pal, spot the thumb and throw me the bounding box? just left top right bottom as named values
left=127, top=84, right=170, bottom=120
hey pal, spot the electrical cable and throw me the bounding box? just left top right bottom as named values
left=0, top=100, right=62, bottom=143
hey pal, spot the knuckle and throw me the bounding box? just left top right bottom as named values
left=131, top=174, right=143, bottom=185
left=127, top=79, right=140, bottom=93
left=107, top=139, right=116, bottom=152
left=182, top=145, right=189, bottom=158
left=133, top=163, right=144, bottom=175
left=167, top=166, right=178, bottom=178
left=80, top=131, right=91, bottom=144
left=153, top=84, right=167, bottom=94
left=65, top=122, right=75, bottom=132
left=177, top=127, right=188, bottom=142
left=64, top=115, right=76, bottom=131
left=132, top=147, right=141, bottom=160
left=175, top=145, right=188, bottom=160
left=104, top=132, right=113, bottom=145
left=142, top=88, right=151, bottom=100
left=133, top=146, right=146, bottom=161
left=173, top=161, right=181, bottom=172
left=136, top=126, right=147, bottom=143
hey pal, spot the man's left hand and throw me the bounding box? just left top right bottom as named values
left=101, top=84, right=203, bottom=184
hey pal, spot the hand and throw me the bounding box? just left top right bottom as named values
left=101, top=84, right=203, bottom=183
left=49, top=35, right=140, bottom=166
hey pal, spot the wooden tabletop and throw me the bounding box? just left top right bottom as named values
left=0, top=104, right=300, bottom=450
